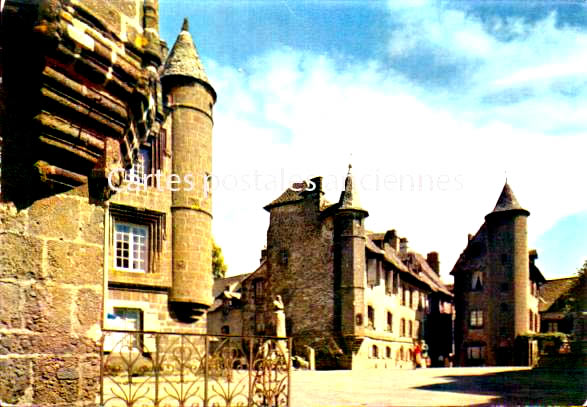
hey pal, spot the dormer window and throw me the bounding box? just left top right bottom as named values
left=471, top=271, right=483, bottom=291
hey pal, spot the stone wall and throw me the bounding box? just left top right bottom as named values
left=0, top=188, right=103, bottom=405
left=265, top=194, right=338, bottom=367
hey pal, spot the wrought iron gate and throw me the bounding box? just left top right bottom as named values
left=100, top=331, right=291, bottom=407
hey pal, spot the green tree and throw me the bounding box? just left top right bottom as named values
left=212, top=240, right=227, bottom=279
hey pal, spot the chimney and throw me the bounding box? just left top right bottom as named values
left=529, top=249, right=538, bottom=266
left=399, top=238, right=408, bottom=254
left=389, top=230, right=400, bottom=252
left=427, top=252, right=440, bottom=275
left=260, top=247, right=267, bottom=263
left=468, top=233, right=473, bottom=242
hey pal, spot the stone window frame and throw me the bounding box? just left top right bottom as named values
left=400, top=318, right=406, bottom=337
left=109, top=204, right=166, bottom=274
left=408, top=320, right=413, bottom=338
left=469, top=309, right=484, bottom=328
left=113, top=222, right=148, bottom=273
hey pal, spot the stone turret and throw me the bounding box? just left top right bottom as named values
left=485, top=182, right=530, bottom=357
left=334, top=165, right=369, bottom=367
left=162, top=19, right=216, bottom=320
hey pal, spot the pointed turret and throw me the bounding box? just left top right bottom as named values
left=164, top=18, right=216, bottom=321
left=339, top=164, right=367, bottom=214
left=486, top=182, right=529, bottom=219
left=161, top=18, right=216, bottom=100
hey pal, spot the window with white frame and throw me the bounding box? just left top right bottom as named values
left=110, top=204, right=165, bottom=275
left=114, top=222, right=148, bottom=272
left=470, top=309, right=484, bottom=328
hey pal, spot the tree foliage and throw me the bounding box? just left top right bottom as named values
left=212, top=240, right=227, bottom=279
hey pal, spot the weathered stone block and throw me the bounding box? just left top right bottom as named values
left=47, top=240, right=103, bottom=284
left=29, top=195, right=80, bottom=240
left=0, top=333, right=35, bottom=355
left=0, top=358, right=31, bottom=405
left=24, top=285, right=71, bottom=333
left=79, top=356, right=101, bottom=402
left=0, top=233, right=43, bottom=279
left=81, top=205, right=105, bottom=245
left=76, top=288, right=102, bottom=333
left=0, top=202, right=27, bottom=234
left=0, top=282, right=21, bottom=328
left=33, top=357, right=79, bottom=405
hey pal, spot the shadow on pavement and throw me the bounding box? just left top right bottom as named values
left=414, top=368, right=586, bottom=406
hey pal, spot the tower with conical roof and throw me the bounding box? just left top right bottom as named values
left=334, top=165, right=369, bottom=367
left=162, top=19, right=216, bottom=320
left=484, top=182, right=530, bottom=362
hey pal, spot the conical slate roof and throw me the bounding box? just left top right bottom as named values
left=161, top=18, right=210, bottom=85
left=488, top=182, right=529, bottom=216
left=339, top=164, right=366, bottom=213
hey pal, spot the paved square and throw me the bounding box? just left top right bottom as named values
left=290, top=367, right=586, bottom=406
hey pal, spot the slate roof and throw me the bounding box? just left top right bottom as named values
left=264, top=187, right=305, bottom=210
left=450, top=223, right=488, bottom=275
left=339, top=164, right=365, bottom=211
left=539, top=277, right=579, bottom=313
left=365, top=234, right=452, bottom=296
left=161, top=18, right=212, bottom=89
left=212, top=272, right=251, bottom=299
left=488, top=182, right=529, bottom=215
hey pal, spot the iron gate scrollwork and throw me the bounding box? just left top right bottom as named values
left=100, top=331, right=291, bottom=407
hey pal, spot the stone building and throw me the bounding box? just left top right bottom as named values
left=0, top=1, right=215, bottom=404
left=209, top=168, right=453, bottom=369
left=450, top=182, right=546, bottom=366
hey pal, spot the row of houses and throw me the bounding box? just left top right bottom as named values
left=209, top=176, right=584, bottom=369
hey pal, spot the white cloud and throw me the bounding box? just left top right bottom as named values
left=208, top=3, right=587, bottom=280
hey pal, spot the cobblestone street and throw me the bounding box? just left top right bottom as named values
left=290, top=367, right=586, bottom=406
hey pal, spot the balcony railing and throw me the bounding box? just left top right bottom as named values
left=100, top=330, right=291, bottom=407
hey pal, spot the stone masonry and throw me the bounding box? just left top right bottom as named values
left=1, top=1, right=215, bottom=404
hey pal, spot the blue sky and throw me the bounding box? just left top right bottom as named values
left=159, top=0, right=587, bottom=281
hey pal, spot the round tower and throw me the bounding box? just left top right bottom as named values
left=161, top=18, right=216, bottom=320
left=334, top=165, right=369, bottom=368
left=485, top=182, right=530, bottom=353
